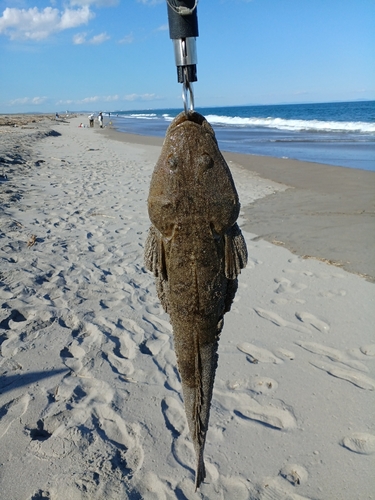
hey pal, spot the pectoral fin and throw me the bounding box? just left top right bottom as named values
left=145, top=225, right=159, bottom=274
left=224, top=223, right=248, bottom=279
left=144, top=225, right=170, bottom=311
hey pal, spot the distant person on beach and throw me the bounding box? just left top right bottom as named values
left=98, top=112, right=103, bottom=128
left=89, top=114, right=94, bottom=128
left=55, top=112, right=59, bottom=120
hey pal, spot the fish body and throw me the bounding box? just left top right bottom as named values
left=145, top=111, right=247, bottom=489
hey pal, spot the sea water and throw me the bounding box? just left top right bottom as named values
left=110, top=101, right=375, bottom=171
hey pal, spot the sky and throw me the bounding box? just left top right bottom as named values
left=1, top=0, right=374, bottom=113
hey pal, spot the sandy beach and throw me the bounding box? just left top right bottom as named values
left=1, top=115, right=374, bottom=499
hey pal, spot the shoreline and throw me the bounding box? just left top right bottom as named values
left=101, top=124, right=375, bottom=281
left=2, top=114, right=374, bottom=280
left=1, top=116, right=374, bottom=499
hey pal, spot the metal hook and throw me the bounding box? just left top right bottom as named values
left=182, top=68, right=194, bottom=114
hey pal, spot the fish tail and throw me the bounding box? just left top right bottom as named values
left=195, top=448, right=206, bottom=491
left=182, top=383, right=207, bottom=490
left=180, top=334, right=219, bottom=489
left=193, top=342, right=206, bottom=490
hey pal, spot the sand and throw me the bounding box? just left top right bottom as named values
left=0, top=115, right=374, bottom=500
left=103, top=126, right=375, bottom=281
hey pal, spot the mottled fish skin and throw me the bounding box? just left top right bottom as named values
left=145, top=111, right=247, bottom=489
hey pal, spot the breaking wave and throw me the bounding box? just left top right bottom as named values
left=204, top=114, right=375, bottom=134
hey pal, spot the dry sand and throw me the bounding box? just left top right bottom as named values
left=0, top=115, right=374, bottom=499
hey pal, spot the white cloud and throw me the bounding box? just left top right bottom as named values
left=124, top=93, right=158, bottom=101
left=118, top=33, right=134, bottom=44
left=70, top=0, right=118, bottom=6
left=56, top=99, right=75, bottom=105
left=73, top=32, right=87, bottom=44
left=73, top=31, right=110, bottom=44
left=137, top=0, right=164, bottom=5
left=79, top=94, right=119, bottom=103
left=90, top=31, right=109, bottom=44
left=103, top=94, right=119, bottom=101
left=60, top=6, right=93, bottom=29
left=56, top=94, right=158, bottom=106
left=31, top=96, right=48, bottom=105
left=81, top=96, right=100, bottom=103
left=9, top=96, right=48, bottom=106
left=0, top=6, right=94, bottom=40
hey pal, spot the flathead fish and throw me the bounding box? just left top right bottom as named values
left=145, top=111, right=247, bottom=489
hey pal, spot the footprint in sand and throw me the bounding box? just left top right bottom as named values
left=106, top=352, right=135, bottom=378
left=318, top=288, right=347, bottom=298
left=340, top=432, right=375, bottom=455
left=30, top=489, right=51, bottom=500
left=218, top=392, right=296, bottom=431
left=360, top=344, right=375, bottom=356
left=0, top=394, right=30, bottom=439
left=163, top=363, right=181, bottom=393
left=279, top=463, right=308, bottom=486
left=98, top=317, right=138, bottom=360
left=131, top=471, right=177, bottom=499
left=142, top=313, right=173, bottom=335
left=143, top=333, right=169, bottom=356
left=296, top=341, right=368, bottom=372
left=274, top=277, right=307, bottom=295
left=32, top=371, right=144, bottom=473
left=217, top=475, right=251, bottom=500
left=28, top=416, right=93, bottom=459
left=94, top=405, right=142, bottom=456
left=246, top=257, right=263, bottom=268
left=235, top=401, right=296, bottom=431
left=251, top=476, right=312, bottom=499
left=161, top=396, right=187, bottom=436
left=237, top=342, right=283, bottom=364
left=248, top=376, right=279, bottom=395
left=271, top=297, right=306, bottom=305
left=118, top=333, right=137, bottom=360
left=295, top=312, right=330, bottom=333
left=274, top=347, right=295, bottom=360
left=171, top=435, right=195, bottom=474
left=0, top=287, right=13, bottom=300
left=60, top=338, right=85, bottom=373
left=0, top=308, right=27, bottom=357
left=310, top=361, right=375, bottom=390
left=254, top=308, right=311, bottom=334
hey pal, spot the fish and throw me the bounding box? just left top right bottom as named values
left=144, top=111, right=247, bottom=489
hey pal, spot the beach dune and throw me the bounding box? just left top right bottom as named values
left=0, top=116, right=374, bottom=499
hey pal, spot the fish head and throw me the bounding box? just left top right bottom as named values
left=148, top=111, right=240, bottom=238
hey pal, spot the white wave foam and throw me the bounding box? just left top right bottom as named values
left=122, top=113, right=157, bottom=120
left=204, top=114, right=375, bottom=134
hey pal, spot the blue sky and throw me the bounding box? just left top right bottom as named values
left=1, top=0, right=374, bottom=113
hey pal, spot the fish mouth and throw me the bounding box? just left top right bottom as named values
left=169, top=111, right=207, bottom=132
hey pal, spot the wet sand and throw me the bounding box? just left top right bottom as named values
left=103, top=126, right=375, bottom=281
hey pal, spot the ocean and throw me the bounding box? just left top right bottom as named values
left=109, top=101, right=375, bottom=171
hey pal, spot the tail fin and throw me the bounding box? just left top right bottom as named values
left=195, top=448, right=206, bottom=490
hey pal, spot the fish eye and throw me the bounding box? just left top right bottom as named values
left=198, top=153, right=214, bottom=172
left=167, top=155, right=178, bottom=172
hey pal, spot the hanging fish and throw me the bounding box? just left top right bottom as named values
left=145, top=111, right=247, bottom=489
